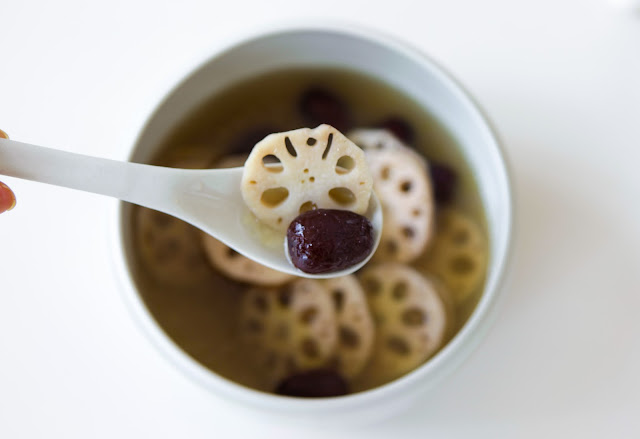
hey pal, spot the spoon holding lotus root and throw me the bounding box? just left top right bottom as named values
left=0, top=125, right=381, bottom=278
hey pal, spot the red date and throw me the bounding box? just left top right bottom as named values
left=298, top=87, right=353, bottom=132
left=287, top=209, right=374, bottom=274
left=429, top=162, right=458, bottom=205
left=275, top=369, right=349, bottom=397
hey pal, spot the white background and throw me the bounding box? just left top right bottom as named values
left=1, top=0, right=640, bottom=437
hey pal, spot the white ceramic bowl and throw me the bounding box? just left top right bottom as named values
left=110, top=24, right=513, bottom=424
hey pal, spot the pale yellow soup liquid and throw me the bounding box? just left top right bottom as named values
left=128, top=68, right=489, bottom=393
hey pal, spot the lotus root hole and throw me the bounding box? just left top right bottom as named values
left=301, top=338, right=320, bottom=358
left=402, top=308, right=426, bottom=326
left=262, top=154, right=283, bottom=173
left=387, top=336, right=411, bottom=356
left=452, top=228, right=470, bottom=245
left=261, top=187, right=289, bottom=207
left=322, top=133, right=333, bottom=159
left=392, top=282, right=408, bottom=300
left=363, top=277, right=381, bottom=295
left=451, top=254, right=475, bottom=274
left=284, top=137, right=297, bottom=157
left=278, top=288, right=292, bottom=308
left=299, top=307, right=319, bottom=325
left=299, top=201, right=318, bottom=214
left=336, top=155, right=355, bottom=174
left=328, top=187, right=356, bottom=206
left=254, top=295, right=268, bottom=313
left=386, top=240, right=398, bottom=255
left=339, top=326, right=360, bottom=348
left=402, top=226, right=415, bottom=239
left=306, top=137, right=317, bottom=146
left=400, top=181, right=412, bottom=192
left=331, top=289, right=344, bottom=312
left=380, top=166, right=391, bottom=180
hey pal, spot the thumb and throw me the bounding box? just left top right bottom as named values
left=0, top=181, right=16, bottom=213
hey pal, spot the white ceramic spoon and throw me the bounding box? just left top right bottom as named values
left=0, top=138, right=382, bottom=278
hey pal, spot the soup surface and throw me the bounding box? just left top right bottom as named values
left=128, top=68, right=489, bottom=395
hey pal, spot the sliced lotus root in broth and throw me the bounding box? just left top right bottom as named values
left=350, top=129, right=434, bottom=262
left=322, top=275, right=374, bottom=379
left=425, top=275, right=458, bottom=341
left=199, top=154, right=293, bottom=285
left=241, top=124, right=373, bottom=231
left=348, top=128, right=426, bottom=168
left=363, top=146, right=434, bottom=263
left=356, top=263, right=447, bottom=388
left=201, top=233, right=293, bottom=286
left=420, top=208, right=488, bottom=304
left=134, top=207, right=211, bottom=287
left=240, top=279, right=338, bottom=385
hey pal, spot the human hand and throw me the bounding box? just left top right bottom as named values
left=0, top=129, right=16, bottom=214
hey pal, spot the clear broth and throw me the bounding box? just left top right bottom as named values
left=129, top=67, right=488, bottom=393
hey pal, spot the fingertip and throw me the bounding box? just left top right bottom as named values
left=0, top=182, right=16, bottom=213
left=0, top=130, right=16, bottom=213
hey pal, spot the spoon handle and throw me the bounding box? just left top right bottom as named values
left=0, top=138, right=179, bottom=213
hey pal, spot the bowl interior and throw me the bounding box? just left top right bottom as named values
left=117, top=27, right=511, bottom=414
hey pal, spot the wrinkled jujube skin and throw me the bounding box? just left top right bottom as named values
left=375, top=116, right=415, bottom=145
left=287, top=209, right=374, bottom=274
left=298, top=87, right=353, bottom=132
left=429, top=162, right=458, bottom=205
left=275, top=369, right=349, bottom=397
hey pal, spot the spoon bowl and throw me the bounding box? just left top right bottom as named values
left=163, top=164, right=382, bottom=277
left=0, top=137, right=381, bottom=278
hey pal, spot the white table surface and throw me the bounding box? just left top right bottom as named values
left=1, top=0, right=639, bottom=437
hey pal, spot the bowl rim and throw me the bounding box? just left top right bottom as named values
left=109, top=21, right=515, bottom=413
